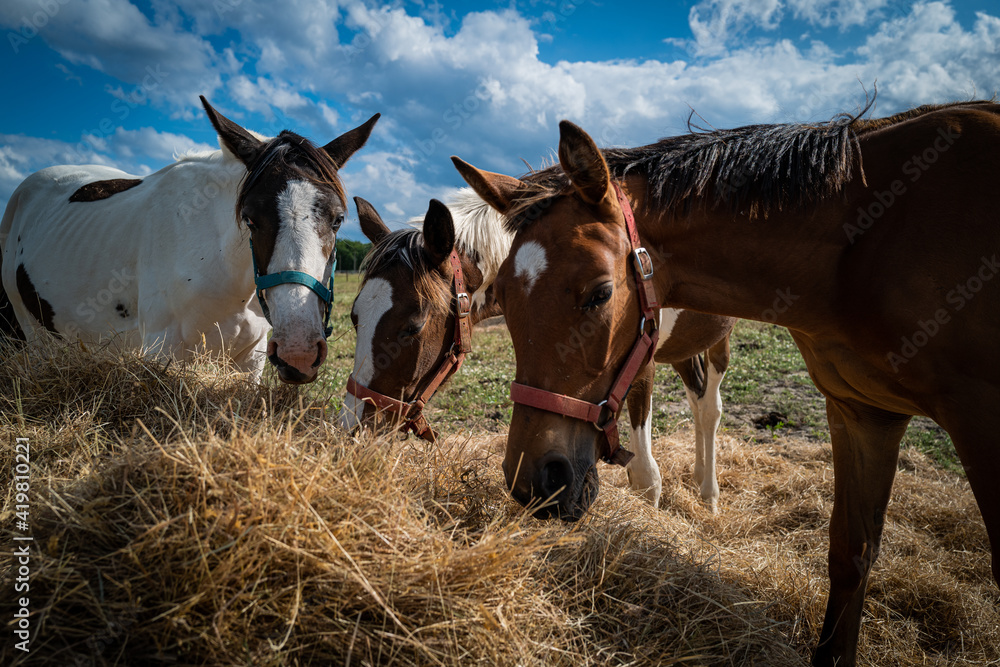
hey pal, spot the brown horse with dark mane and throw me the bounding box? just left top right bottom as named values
left=453, top=99, right=1000, bottom=666
left=338, top=191, right=735, bottom=510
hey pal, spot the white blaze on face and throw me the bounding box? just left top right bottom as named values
left=513, top=240, right=548, bottom=293
left=266, top=180, right=330, bottom=346
left=338, top=277, right=394, bottom=430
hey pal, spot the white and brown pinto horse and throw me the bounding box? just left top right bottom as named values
left=0, top=98, right=378, bottom=384
left=454, top=100, right=1000, bottom=666
left=338, top=188, right=734, bottom=510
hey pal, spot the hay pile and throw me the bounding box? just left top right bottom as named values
left=1, top=338, right=997, bottom=665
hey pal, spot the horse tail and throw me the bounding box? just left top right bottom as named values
left=0, top=191, right=26, bottom=341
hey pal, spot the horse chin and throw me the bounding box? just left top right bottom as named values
left=561, top=464, right=600, bottom=522
left=270, top=357, right=318, bottom=384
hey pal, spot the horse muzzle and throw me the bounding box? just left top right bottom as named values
left=267, top=337, right=327, bottom=384
left=503, top=447, right=600, bottom=522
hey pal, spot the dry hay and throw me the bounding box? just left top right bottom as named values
left=1, top=337, right=997, bottom=666
left=609, top=426, right=1000, bottom=666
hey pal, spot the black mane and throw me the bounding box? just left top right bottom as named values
left=506, top=99, right=991, bottom=229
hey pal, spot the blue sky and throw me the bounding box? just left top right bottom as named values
left=2, top=0, right=999, bottom=240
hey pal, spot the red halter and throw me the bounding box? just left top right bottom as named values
left=509, top=182, right=660, bottom=466
left=345, top=250, right=473, bottom=443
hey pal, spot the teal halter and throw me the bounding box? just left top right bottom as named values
left=249, top=237, right=335, bottom=338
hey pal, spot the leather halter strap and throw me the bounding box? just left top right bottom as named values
left=250, top=237, right=335, bottom=338
left=509, top=182, right=660, bottom=466
left=345, top=250, right=473, bottom=442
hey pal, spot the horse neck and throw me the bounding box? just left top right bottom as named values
left=177, top=151, right=255, bottom=294
left=628, top=176, right=844, bottom=329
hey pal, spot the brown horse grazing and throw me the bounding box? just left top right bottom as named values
left=452, top=99, right=1000, bottom=666
left=338, top=190, right=735, bottom=510
left=338, top=192, right=504, bottom=441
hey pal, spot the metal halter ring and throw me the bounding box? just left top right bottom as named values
left=592, top=400, right=616, bottom=432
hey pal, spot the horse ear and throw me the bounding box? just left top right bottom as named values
left=200, top=96, right=264, bottom=167
left=324, top=114, right=380, bottom=170
left=558, top=120, right=611, bottom=206
left=354, top=197, right=390, bottom=244
left=451, top=157, right=522, bottom=215
left=422, top=199, right=455, bottom=267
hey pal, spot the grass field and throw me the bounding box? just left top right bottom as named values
left=317, top=273, right=959, bottom=472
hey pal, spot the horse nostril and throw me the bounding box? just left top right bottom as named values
left=539, top=456, right=574, bottom=500
left=313, top=339, right=328, bottom=368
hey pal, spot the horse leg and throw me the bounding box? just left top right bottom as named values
left=232, top=335, right=268, bottom=381
left=935, top=411, right=1000, bottom=588
left=813, top=398, right=910, bottom=667
left=674, top=337, right=729, bottom=512
left=625, top=361, right=661, bottom=505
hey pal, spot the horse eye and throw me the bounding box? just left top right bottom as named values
left=333, top=212, right=345, bottom=231
left=243, top=217, right=256, bottom=231
left=583, top=284, right=613, bottom=310
left=402, top=320, right=425, bottom=338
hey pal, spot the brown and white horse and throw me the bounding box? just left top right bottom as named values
left=453, top=100, right=1000, bottom=666
left=0, top=98, right=378, bottom=384
left=338, top=189, right=734, bottom=509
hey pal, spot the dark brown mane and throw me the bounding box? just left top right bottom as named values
left=505, top=99, right=991, bottom=231
left=361, top=228, right=451, bottom=309
left=234, top=131, right=347, bottom=221
left=852, top=99, right=995, bottom=133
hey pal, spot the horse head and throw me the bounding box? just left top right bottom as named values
left=201, top=96, right=379, bottom=384
left=339, top=197, right=485, bottom=438
left=452, top=122, right=654, bottom=520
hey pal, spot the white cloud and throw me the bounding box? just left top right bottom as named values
left=855, top=2, right=1000, bottom=106
left=688, top=0, right=784, bottom=56
left=682, top=0, right=898, bottom=55
left=3, top=0, right=1000, bottom=237
left=107, top=126, right=215, bottom=162
left=0, top=0, right=223, bottom=110
left=787, top=0, right=895, bottom=29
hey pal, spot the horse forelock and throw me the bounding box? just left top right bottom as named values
left=445, top=188, right=513, bottom=288
left=234, top=131, right=347, bottom=225
left=503, top=98, right=991, bottom=232
left=361, top=228, right=451, bottom=311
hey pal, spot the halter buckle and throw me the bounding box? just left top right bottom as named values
left=632, top=247, right=654, bottom=280
left=456, top=292, right=471, bottom=318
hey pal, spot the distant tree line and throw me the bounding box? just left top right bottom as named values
left=336, top=239, right=371, bottom=272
